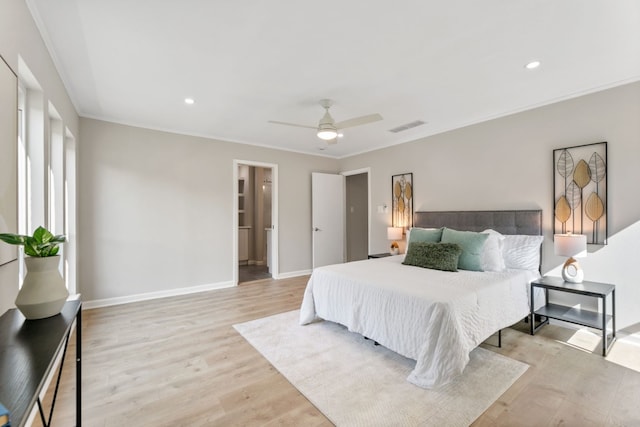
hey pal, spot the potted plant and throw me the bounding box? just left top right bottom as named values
left=0, top=226, right=69, bottom=319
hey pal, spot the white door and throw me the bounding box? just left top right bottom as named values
left=312, top=172, right=345, bottom=268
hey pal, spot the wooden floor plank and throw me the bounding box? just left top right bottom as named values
left=38, top=275, right=640, bottom=426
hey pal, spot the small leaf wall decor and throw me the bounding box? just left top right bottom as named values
left=556, top=149, right=574, bottom=179
left=555, top=196, right=571, bottom=233
left=565, top=181, right=581, bottom=209
left=404, top=182, right=412, bottom=228
left=589, top=152, right=606, bottom=184
left=585, top=192, right=604, bottom=221
left=585, top=192, right=605, bottom=242
left=572, top=159, right=592, bottom=234
left=393, top=181, right=402, bottom=225
left=573, top=160, right=591, bottom=189
left=565, top=180, right=581, bottom=232
left=553, top=142, right=607, bottom=244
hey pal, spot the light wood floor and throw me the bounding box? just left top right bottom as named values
left=42, top=276, right=640, bottom=426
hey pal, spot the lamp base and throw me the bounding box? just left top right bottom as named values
left=390, top=241, right=399, bottom=255
left=561, top=257, right=584, bottom=283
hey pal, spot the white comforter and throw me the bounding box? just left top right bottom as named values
left=299, top=255, right=540, bottom=389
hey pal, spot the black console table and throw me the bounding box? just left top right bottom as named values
left=0, top=299, right=81, bottom=426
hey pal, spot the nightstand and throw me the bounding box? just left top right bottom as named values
left=530, top=276, right=616, bottom=356
left=368, top=253, right=393, bottom=259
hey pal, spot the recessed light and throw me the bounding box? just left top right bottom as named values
left=525, top=61, right=541, bottom=70
left=184, top=98, right=195, bottom=105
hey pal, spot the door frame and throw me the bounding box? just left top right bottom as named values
left=232, top=159, right=279, bottom=285
left=342, top=167, right=371, bottom=257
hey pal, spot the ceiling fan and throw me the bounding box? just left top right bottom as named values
left=269, top=99, right=383, bottom=144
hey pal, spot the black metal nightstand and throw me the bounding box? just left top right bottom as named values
left=368, top=253, right=393, bottom=259
left=530, top=276, right=616, bottom=356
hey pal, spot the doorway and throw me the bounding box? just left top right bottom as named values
left=234, top=160, right=278, bottom=285
left=345, top=172, right=369, bottom=261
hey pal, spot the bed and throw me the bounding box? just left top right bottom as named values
left=299, top=210, right=544, bottom=389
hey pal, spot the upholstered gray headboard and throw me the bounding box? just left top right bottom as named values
left=414, top=210, right=542, bottom=236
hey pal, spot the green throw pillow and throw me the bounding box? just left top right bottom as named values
left=407, top=227, right=443, bottom=245
left=402, top=242, right=463, bottom=272
left=440, top=228, right=489, bottom=271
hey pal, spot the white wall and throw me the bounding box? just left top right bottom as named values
left=0, top=0, right=79, bottom=315
left=340, top=81, right=640, bottom=330
left=78, top=118, right=338, bottom=302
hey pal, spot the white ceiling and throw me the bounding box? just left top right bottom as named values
left=27, top=0, right=640, bottom=158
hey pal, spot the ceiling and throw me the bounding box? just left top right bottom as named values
left=27, top=0, right=640, bottom=158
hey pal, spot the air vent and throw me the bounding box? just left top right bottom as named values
left=388, top=120, right=427, bottom=133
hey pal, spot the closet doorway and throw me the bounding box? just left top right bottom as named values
left=344, top=168, right=370, bottom=262
left=345, top=170, right=369, bottom=261
left=233, top=160, right=278, bottom=285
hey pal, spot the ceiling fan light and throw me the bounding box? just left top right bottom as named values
left=317, top=130, right=338, bottom=140
left=317, top=123, right=338, bottom=140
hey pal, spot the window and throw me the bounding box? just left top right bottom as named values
left=17, top=59, right=77, bottom=293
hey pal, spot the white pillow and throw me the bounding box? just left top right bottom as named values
left=502, top=234, right=544, bottom=271
left=481, top=229, right=506, bottom=272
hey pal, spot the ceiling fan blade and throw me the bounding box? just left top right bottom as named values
left=268, top=120, right=316, bottom=130
left=326, top=137, right=339, bottom=145
left=335, top=113, right=383, bottom=129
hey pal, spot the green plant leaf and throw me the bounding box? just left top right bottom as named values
left=24, top=241, right=39, bottom=257
left=0, top=233, right=27, bottom=245
left=0, top=226, right=65, bottom=257
left=33, top=226, right=54, bottom=244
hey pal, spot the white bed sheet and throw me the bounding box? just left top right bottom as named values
left=300, top=255, right=541, bottom=389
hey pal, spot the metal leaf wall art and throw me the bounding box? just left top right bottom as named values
left=392, top=173, right=413, bottom=230
left=553, top=142, right=607, bottom=244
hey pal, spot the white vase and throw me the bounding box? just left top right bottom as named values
left=15, top=255, right=69, bottom=320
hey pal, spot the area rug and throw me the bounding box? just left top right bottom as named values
left=233, top=310, right=528, bottom=426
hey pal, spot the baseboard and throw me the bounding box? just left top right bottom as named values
left=275, top=269, right=312, bottom=280
left=82, top=281, right=235, bottom=309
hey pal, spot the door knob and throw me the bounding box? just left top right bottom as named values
left=314, top=227, right=321, bottom=232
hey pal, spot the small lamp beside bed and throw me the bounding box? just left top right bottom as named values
left=387, top=227, right=403, bottom=255
left=554, top=233, right=587, bottom=283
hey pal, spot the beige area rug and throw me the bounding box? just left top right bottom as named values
left=233, top=310, right=529, bottom=426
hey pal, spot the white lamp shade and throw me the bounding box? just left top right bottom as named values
left=554, top=234, right=587, bottom=258
left=387, top=227, right=403, bottom=241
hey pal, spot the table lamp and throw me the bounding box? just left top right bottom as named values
left=387, top=227, right=403, bottom=255
left=554, top=233, right=587, bottom=283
